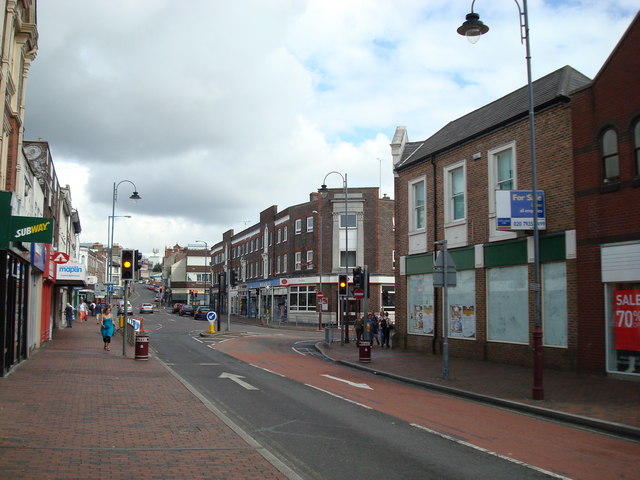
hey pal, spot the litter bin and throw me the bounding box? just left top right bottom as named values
left=135, top=332, right=149, bottom=361
left=359, top=340, right=371, bottom=363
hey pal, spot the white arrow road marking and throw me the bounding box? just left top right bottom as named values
left=219, top=372, right=259, bottom=390
left=321, top=374, right=373, bottom=390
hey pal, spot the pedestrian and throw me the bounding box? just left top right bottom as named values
left=89, top=301, right=96, bottom=316
left=94, top=301, right=104, bottom=325
left=100, top=306, right=116, bottom=351
left=78, top=301, right=87, bottom=322
left=370, top=313, right=380, bottom=346
left=65, top=303, right=75, bottom=328
left=380, top=314, right=392, bottom=348
left=354, top=315, right=364, bottom=346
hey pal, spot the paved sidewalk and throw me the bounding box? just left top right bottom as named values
left=315, top=337, right=640, bottom=440
left=0, top=321, right=289, bottom=480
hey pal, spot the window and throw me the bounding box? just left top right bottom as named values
left=306, top=250, right=313, bottom=268
left=487, top=265, right=528, bottom=343
left=295, top=252, right=302, bottom=270
left=543, top=262, right=567, bottom=347
left=295, top=219, right=302, bottom=234
left=496, top=148, right=514, bottom=190
left=277, top=228, right=282, bottom=243
left=283, top=254, right=287, bottom=273
left=283, top=226, right=288, bottom=242
left=339, top=214, right=356, bottom=229
left=409, top=178, right=426, bottom=231
left=602, top=128, right=619, bottom=181
left=307, top=216, right=314, bottom=232
left=289, top=285, right=316, bottom=312
left=276, top=255, right=281, bottom=274
left=407, top=274, right=435, bottom=335
left=445, top=163, right=466, bottom=223
left=340, top=250, right=356, bottom=269
left=634, top=121, right=640, bottom=176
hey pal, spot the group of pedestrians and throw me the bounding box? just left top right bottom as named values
left=354, top=311, right=393, bottom=348
left=63, top=300, right=117, bottom=351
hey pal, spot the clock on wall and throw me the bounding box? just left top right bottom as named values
left=25, top=144, right=43, bottom=160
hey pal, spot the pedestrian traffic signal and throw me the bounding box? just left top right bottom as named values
left=121, top=249, right=134, bottom=280
left=230, top=270, right=237, bottom=287
left=338, top=274, right=348, bottom=296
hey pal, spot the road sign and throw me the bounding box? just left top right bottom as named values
left=433, top=250, right=457, bottom=287
left=317, top=292, right=324, bottom=299
left=354, top=288, right=364, bottom=299
left=206, top=311, right=217, bottom=323
left=52, top=252, right=70, bottom=264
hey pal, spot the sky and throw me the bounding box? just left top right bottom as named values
left=24, top=0, right=638, bottom=258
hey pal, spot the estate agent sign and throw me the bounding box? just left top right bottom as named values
left=496, top=190, right=546, bottom=231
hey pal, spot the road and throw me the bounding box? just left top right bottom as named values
left=132, top=289, right=639, bottom=480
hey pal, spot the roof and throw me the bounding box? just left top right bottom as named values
left=395, top=65, right=591, bottom=171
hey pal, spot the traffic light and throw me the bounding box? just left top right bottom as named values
left=230, top=270, right=237, bottom=287
left=353, top=267, right=363, bottom=289
left=135, top=250, right=142, bottom=271
left=338, top=274, right=348, bottom=296
left=121, top=249, right=134, bottom=280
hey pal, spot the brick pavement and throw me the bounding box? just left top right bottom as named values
left=0, top=320, right=289, bottom=480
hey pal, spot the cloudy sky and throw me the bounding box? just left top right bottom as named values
left=24, top=0, right=638, bottom=257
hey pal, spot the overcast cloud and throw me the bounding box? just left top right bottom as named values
left=24, top=0, right=638, bottom=257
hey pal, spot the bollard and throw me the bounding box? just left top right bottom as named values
left=135, top=332, right=149, bottom=360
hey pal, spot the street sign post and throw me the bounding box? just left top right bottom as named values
left=434, top=241, right=457, bottom=380
left=206, top=311, right=217, bottom=334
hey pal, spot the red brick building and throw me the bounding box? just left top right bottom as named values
left=571, top=12, right=640, bottom=376
left=392, top=65, right=590, bottom=370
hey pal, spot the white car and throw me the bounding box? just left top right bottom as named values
left=139, top=303, right=154, bottom=314
left=117, top=300, right=133, bottom=315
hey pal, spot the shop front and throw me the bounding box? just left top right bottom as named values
left=602, top=242, right=640, bottom=376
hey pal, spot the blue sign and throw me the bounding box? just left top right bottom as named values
left=206, top=311, right=217, bottom=322
left=496, top=190, right=546, bottom=231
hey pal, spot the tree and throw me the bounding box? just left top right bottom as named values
left=152, top=263, right=162, bottom=272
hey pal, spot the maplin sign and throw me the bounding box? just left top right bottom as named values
left=56, top=262, right=86, bottom=282
left=496, top=190, right=546, bottom=231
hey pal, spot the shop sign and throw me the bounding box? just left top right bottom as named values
left=614, top=290, right=640, bottom=351
left=496, top=190, right=546, bottom=231
left=9, top=216, right=55, bottom=243
left=56, top=262, right=86, bottom=282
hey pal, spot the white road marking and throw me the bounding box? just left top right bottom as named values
left=250, top=364, right=286, bottom=377
left=321, top=374, right=373, bottom=390
left=305, top=384, right=373, bottom=409
left=219, top=372, right=259, bottom=390
left=410, top=423, right=573, bottom=480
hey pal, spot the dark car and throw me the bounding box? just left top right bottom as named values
left=179, top=304, right=194, bottom=316
left=194, top=306, right=212, bottom=320
left=172, top=303, right=183, bottom=313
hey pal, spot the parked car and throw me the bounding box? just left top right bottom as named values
left=194, top=306, right=211, bottom=320
left=117, top=300, right=133, bottom=315
left=179, top=305, right=194, bottom=316
left=154, top=295, right=161, bottom=303
left=172, top=303, right=183, bottom=313
left=139, top=303, right=154, bottom=314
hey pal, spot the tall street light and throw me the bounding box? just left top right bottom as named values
left=319, top=172, right=350, bottom=345
left=108, top=180, right=141, bottom=306
left=458, top=0, right=544, bottom=400
left=312, top=210, right=323, bottom=331
left=195, top=240, right=209, bottom=307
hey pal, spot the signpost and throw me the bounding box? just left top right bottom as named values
left=206, top=311, right=218, bottom=334
left=434, top=241, right=457, bottom=380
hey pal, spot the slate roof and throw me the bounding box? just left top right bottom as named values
left=395, top=65, right=591, bottom=171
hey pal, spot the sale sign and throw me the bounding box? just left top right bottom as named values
left=614, top=290, right=640, bottom=352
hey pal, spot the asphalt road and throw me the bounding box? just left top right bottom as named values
left=129, top=289, right=591, bottom=480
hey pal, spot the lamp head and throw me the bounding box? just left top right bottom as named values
left=318, top=184, right=329, bottom=198
left=129, top=191, right=141, bottom=202
left=457, top=12, right=489, bottom=44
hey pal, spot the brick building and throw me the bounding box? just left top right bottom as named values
left=392, top=65, right=590, bottom=370
left=570, top=12, right=640, bottom=376
left=208, top=189, right=395, bottom=330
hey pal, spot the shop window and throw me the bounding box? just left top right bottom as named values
left=407, top=274, right=435, bottom=335
left=607, top=283, right=640, bottom=374
left=542, top=262, right=568, bottom=347
left=487, top=265, right=528, bottom=344
left=289, top=285, right=316, bottom=311
left=447, top=270, right=476, bottom=339
left=601, top=128, right=620, bottom=182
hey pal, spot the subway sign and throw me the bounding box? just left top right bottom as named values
left=10, top=216, right=55, bottom=243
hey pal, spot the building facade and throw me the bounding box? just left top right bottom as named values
left=570, top=13, right=640, bottom=376
left=392, top=66, right=590, bottom=371
left=207, top=189, right=395, bottom=329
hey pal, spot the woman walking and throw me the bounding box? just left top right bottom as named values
left=101, top=306, right=116, bottom=351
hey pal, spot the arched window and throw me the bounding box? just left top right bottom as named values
left=601, top=128, right=619, bottom=181
left=634, top=121, right=640, bottom=176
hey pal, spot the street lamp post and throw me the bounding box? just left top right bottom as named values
left=313, top=210, right=323, bottom=331
left=319, top=172, right=349, bottom=345
left=107, top=181, right=141, bottom=307
left=195, top=240, right=209, bottom=307
left=458, top=0, right=543, bottom=400
left=106, top=215, right=131, bottom=283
